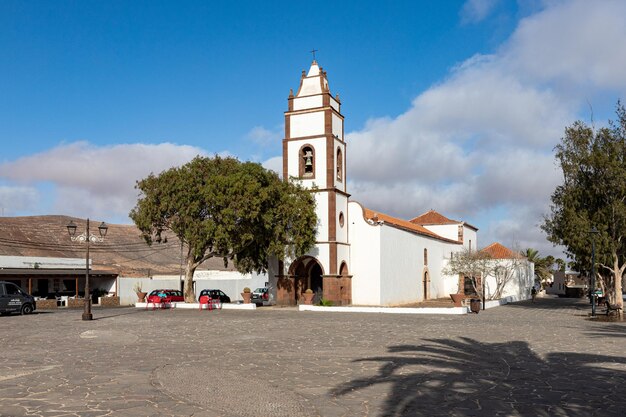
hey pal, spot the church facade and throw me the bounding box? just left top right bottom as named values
left=270, top=60, right=528, bottom=306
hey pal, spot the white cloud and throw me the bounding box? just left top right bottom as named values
left=0, top=142, right=205, bottom=222
left=345, top=0, right=625, bottom=257
left=502, top=0, right=626, bottom=92
left=262, top=156, right=283, bottom=177
left=246, top=125, right=282, bottom=147
left=460, top=0, right=500, bottom=24
left=0, top=185, right=39, bottom=215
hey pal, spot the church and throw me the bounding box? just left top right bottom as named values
left=270, top=60, right=480, bottom=306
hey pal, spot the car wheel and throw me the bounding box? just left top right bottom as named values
left=21, top=304, right=34, bottom=315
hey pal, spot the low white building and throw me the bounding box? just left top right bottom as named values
left=478, top=243, right=535, bottom=301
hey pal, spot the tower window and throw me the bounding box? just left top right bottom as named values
left=339, top=212, right=344, bottom=227
left=336, top=147, right=343, bottom=182
left=424, top=248, right=428, bottom=265
left=299, top=145, right=315, bottom=179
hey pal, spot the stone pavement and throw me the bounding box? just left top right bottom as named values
left=1, top=297, right=625, bottom=416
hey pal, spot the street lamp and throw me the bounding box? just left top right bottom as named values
left=66, top=219, right=108, bottom=321
left=589, top=226, right=600, bottom=317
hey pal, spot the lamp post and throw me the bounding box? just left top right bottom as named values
left=67, top=218, right=108, bottom=321
left=589, top=226, right=599, bottom=317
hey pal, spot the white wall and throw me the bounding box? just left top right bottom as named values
left=332, top=113, right=343, bottom=140
left=293, top=95, right=322, bottom=111
left=314, top=192, right=329, bottom=241
left=348, top=202, right=381, bottom=305
left=0, top=255, right=85, bottom=269
left=482, top=259, right=534, bottom=300
left=378, top=227, right=461, bottom=305
left=335, top=193, right=349, bottom=243
left=117, top=271, right=268, bottom=306
left=463, top=226, right=478, bottom=251
left=290, top=112, right=324, bottom=138
left=422, top=224, right=458, bottom=242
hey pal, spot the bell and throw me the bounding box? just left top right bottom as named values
left=304, top=150, right=313, bottom=167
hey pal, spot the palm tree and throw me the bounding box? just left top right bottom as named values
left=521, top=248, right=554, bottom=287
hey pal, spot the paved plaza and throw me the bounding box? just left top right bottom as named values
left=1, top=297, right=626, bottom=416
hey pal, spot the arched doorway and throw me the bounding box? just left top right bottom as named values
left=288, top=256, right=324, bottom=305
left=423, top=270, right=429, bottom=300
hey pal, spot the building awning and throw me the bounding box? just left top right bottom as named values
left=0, top=268, right=117, bottom=278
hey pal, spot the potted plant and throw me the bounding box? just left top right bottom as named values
left=134, top=282, right=147, bottom=303
left=449, top=276, right=464, bottom=307
left=241, top=287, right=252, bottom=304
left=303, top=288, right=314, bottom=305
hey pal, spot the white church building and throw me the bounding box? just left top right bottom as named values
left=270, top=60, right=495, bottom=306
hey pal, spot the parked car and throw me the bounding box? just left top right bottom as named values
left=146, top=289, right=184, bottom=304
left=0, top=281, right=36, bottom=315
left=198, top=289, right=230, bottom=303
left=251, top=287, right=274, bottom=306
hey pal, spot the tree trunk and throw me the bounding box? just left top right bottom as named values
left=184, top=257, right=197, bottom=303
left=611, top=256, right=624, bottom=315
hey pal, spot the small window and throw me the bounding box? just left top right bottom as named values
left=339, top=212, right=345, bottom=227
left=424, top=248, right=428, bottom=265
left=336, top=147, right=343, bottom=182
left=5, top=284, right=21, bottom=295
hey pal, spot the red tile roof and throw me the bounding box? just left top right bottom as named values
left=409, top=210, right=458, bottom=225
left=480, top=242, right=522, bottom=259
left=361, top=208, right=461, bottom=244
left=410, top=209, right=478, bottom=231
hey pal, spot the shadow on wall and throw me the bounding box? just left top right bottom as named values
left=331, top=337, right=626, bottom=416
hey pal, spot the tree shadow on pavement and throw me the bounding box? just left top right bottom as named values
left=585, top=323, right=626, bottom=338
left=331, top=337, right=626, bottom=416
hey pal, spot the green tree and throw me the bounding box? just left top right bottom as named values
left=543, top=102, right=626, bottom=311
left=130, top=156, right=318, bottom=302
left=521, top=248, right=554, bottom=287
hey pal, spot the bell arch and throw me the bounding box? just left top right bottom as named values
left=299, top=144, right=315, bottom=179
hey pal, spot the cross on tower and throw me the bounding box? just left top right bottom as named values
left=310, top=48, right=318, bottom=61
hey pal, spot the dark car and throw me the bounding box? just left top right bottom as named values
left=146, top=289, right=184, bottom=304
left=198, top=289, right=231, bottom=304
left=251, top=287, right=274, bottom=306
left=0, top=281, right=36, bottom=315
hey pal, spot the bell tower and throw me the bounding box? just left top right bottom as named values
left=282, top=60, right=351, bottom=305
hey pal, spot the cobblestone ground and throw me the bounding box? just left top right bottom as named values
left=1, top=297, right=625, bottom=416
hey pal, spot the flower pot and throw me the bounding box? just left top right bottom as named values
left=136, top=291, right=147, bottom=302
left=449, top=293, right=464, bottom=307
left=470, top=298, right=482, bottom=313
left=303, top=292, right=315, bottom=305
left=241, top=292, right=252, bottom=304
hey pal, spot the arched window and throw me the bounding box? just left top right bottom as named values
left=336, top=147, right=343, bottom=182
left=299, top=145, right=315, bottom=179
left=424, top=248, right=428, bottom=265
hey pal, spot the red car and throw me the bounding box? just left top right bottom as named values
left=146, top=289, right=184, bottom=304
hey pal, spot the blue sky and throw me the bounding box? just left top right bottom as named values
left=1, top=0, right=521, bottom=160
left=1, top=0, right=626, bottom=257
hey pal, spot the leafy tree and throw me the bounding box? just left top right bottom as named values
left=130, top=156, right=318, bottom=302
left=543, top=102, right=626, bottom=312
